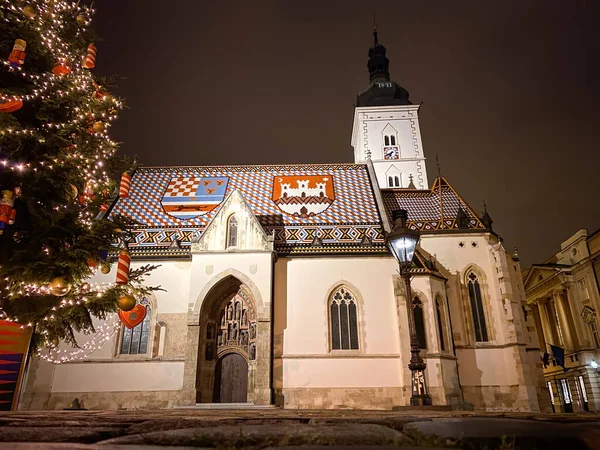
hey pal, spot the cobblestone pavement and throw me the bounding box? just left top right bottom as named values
left=0, top=409, right=599, bottom=449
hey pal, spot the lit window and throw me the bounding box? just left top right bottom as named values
left=120, top=299, right=151, bottom=355
left=330, top=287, right=359, bottom=350
left=227, top=215, right=238, bottom=248
left=467, top=272, right=488, bottom=342
left=547, top=381, right=555, bottom=405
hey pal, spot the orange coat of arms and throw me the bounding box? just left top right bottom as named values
left=272, top=175, right=335, bottom=218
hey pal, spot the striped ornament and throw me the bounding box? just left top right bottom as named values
left=119, top=172, right=131, bottom=198
left=83, top=43, right=96, bottom=69
left=115, top=249, right=130, bottom=285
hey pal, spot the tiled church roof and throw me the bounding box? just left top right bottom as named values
left=381, top=177, right=487, bottom=232
left=109, top=166, right=488, bottom=257
left=110, top=164, right=386, bottom=255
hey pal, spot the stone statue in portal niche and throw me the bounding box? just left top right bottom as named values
left=232, top=323, right=238, bottom=341
left=249, top=343, right=256, bottom=360
left=206, top=323, right=214, bottom=339
left=220, top=310, right=225, bottom=326
left=205, top=342, right=214, bottom=361
left=240, top=330, right=248, bottom=346
left=249, top=322, right=256, bottom=340
left=217, top=333, right=223, bottom=346
left=241, top=309, right=247, bottom=325
left=221, top=328, right=227, bottom=344
left=235, top=302, right=241, bottom=320
left=227, top=304, right=233, bottom=320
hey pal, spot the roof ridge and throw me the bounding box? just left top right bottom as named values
left=138, top=162, right=364, bottom=171
left=433, top=176, right=485, bottom=228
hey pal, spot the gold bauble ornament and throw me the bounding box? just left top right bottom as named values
left=23, top=5, right=37, bottom=18
left=49, top=277, right=71, bottom=297
left=80, top=282, right=91, bottom=293
left=51, top=336, right=59, bottom=347
left=117, top=294, right=136, bottom=312
left=92, top=121, right=105, bottom=133
left=114, top=228, right=122, bottom=234
left=76, top=14, right=86, bottom=25
left=100, top=263, right=111, bottom=274
left=67, top=184, right=78, bottom=201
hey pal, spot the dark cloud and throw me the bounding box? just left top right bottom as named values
left=94, top=0, right=600, bottom=267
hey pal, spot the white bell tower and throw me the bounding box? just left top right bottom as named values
left=351, top=29, right=429, bottom=190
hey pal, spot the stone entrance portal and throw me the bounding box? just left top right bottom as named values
left=213, top=353, right=248, bottom=403
left=193, top=275, right=262, bottom=404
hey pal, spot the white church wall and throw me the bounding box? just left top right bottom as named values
left=273, top=256, right=409, bottom=408
left=189, top=252, right=273, bottom=318
left=274, top=256, right=401, bottom=357
left=51, top=361, right=184, bottom=392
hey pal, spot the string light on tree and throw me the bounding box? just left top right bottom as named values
left=0, top=0, right=160, bottom=351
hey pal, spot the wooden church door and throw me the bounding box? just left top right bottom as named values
left=213, top=353, right=248, bottom=403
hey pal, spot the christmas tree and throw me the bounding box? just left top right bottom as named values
left=0, top=0, right=158, bottom=350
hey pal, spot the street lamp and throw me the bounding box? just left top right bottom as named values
left=386, top=209, right=432, bottom=406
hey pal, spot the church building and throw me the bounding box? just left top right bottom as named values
left=22, top=30, right=551, bottom=412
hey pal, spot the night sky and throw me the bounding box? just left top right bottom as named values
left=94, top=1, right=600, bottom=268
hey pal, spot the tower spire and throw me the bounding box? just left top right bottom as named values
left=373, top=13, right=379, bottom=46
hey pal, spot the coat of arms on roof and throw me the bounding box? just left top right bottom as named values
left=272, top=175, right=335, bottom=218
left=161, top=176, right=229, bottom=219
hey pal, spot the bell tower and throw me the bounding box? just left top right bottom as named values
left=351, top=27, right=429, bottom=190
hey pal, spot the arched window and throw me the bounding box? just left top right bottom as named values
left=330, top=287, right=359, bottom=350
left=467, top=272, right=488, bottom=342
left=390, top=135, right=396, bottom=145
left=394, top=176, right=400, bottom=187
left=120, top=298, right=151, bottom=355
left=413, top=297, right=427, bottom=349
left=227, top=215, right=238, bottom=248
left=384, top=136, right=390, bottom=146
left=435, top=296, right=447, bottom=352
left=388, top=176, right=394, bottom=187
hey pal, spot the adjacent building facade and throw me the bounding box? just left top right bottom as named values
left=21, top=31, right=550, bottom=412
left=523, top=228, right=600, bottom=413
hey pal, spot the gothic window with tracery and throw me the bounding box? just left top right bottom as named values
left=227, top=215, right=238, bottom=248
left=330, top=287, right=359, bottom=350
left=413, top=297, right=427, bottom=349
left=435, top=296, right=447, bottom=352
left=467, top=272, right=488, bottom=342
left=120, top=298, right=151, bottom=355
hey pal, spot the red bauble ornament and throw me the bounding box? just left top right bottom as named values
left=118, top=304, right=146, bottom=329
left=0, top=98, right=23, bottom=113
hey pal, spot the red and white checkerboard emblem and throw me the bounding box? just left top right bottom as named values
left=161, top=176, right=229, bottom=218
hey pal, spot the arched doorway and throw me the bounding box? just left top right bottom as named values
left=213, top=353, right=248, bottom=403
left=196, top=277, right=257, bottom=403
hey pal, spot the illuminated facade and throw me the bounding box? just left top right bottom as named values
left=21, top=30, right=550, bottom=412
left=523, top=228, right=600, bottom=412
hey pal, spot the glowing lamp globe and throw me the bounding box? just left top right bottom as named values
left=385, top=209, right=419, bottom=267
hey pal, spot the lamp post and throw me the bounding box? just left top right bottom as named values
left=386, top=209, right=432, bottom=406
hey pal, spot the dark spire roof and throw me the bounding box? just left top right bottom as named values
left=356, top=27, right=411, bottom=107
left=481, top=201, right=493, bottom=230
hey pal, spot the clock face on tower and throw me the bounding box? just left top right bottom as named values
left=383, top=146, right=399, bottom=160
